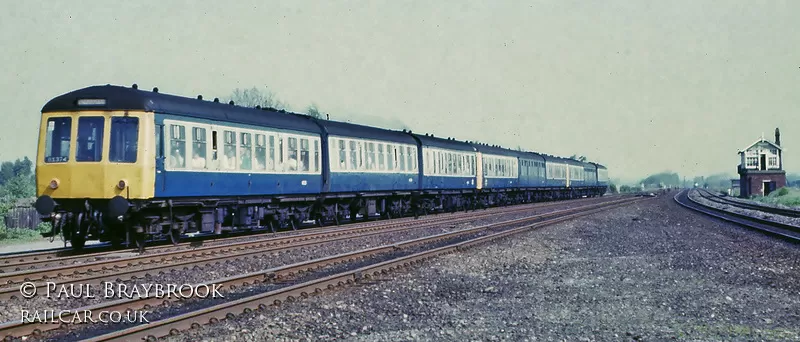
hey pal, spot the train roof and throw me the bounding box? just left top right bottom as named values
left=316, top=119, right=417, bottom=144
left=41, top=85, right=322, bottom=133
left=515, top=150, right=546, bottom=161
left=590, top=162, right=607, bottom=170
left=470, top=143, right=520, bottom=157
left=541, top=154, right=568, bottom=164
left=412, top=134, right=476, bottom=152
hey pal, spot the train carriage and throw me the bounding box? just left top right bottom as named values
left=542, top=155, right=568, bottom=188
left=516, top=151, right=547, bottom=188
left=35, top=85, right=326, bottom=248
left=593, top=162, right=609, bottom=188
left=471, top=144, right=519, bottom=190
left=413, top=134, right=477, bottom=191
left=583, top=162, right=598, bottom=188
left=565, top=158, right=586, bottom=188
left=320, top=121, right=419, bottom=194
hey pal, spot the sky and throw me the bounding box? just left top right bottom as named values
left=1, top=0, right=798, bottom=184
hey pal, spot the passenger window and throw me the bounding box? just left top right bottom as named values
left=239, top=132, right=252, bottom=170
left=255, top=134, right=266, bottom=170
left=314, top=139, right=319, bottom=172
left=367, top=143, right=375, bottom=170
left=277, top=136, right=284, bottom=171
left=190, top=127, right=206, bottom=169
left=386, top=144, right=394, bottom=170
left=300, top=138, right=310, bottom=172
left=109, top=117, right=139, bottom=163
left=169, top=124, right=186, bottom=168
left=357, top=142, right=364, bottom=170
left=76, top=117, right=104, bottom=162
left=222, top=131, right=236, bottom=170
left=211, top=131, right=218, bottom=161
left=407, top=147, right=415, bottom=171
left=156, top=124, right=164, bottom=159
left=378, top=144, right=385, bottom=170
left=287, top=137, right=298, bottom=171
left=268, top=135, right=276, bottom=171
left=44, top=117, right=72, bottom=163
left=349, top=141, right=357, bottom=170
left=399, top=147, right=406, bottom=171
left=338, top=140, right=347, bottom=170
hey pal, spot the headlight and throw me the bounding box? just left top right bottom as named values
left=49, top=178, right=60, bottom=190
left=117, top=179, right=128, bottom=190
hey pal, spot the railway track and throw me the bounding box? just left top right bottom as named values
left=0, top=196, right=617, bottom=275
left=0, top=195, right=643, bottom=341
left=0, top=196, right=617, bottom=269
left=695, top=188, right=800, bottom=217
left=674, top=189, right=800, bottom=242
left=0, top=196, right=629, bottom=302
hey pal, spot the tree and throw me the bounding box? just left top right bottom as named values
left=0, top=162, right=13, bottom=185
left=640, top=172, right=681, bottom=188
left=228, top=86, right=288, bottom=110
left=12, top=157, right=32, bottom=178
left=305, top=104, right=324, bottom=119
left=2, top=174, right=35, bottom=199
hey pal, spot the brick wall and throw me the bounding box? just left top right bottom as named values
left=739, top=172, right=786, bottom=197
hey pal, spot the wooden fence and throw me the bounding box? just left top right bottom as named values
left=3, top=207, right=41, bottom=230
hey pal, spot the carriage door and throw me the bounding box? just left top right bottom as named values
left=155, top=123, right=166, bottom=191
left=208, top=127, right=220, bottom=171
left=476, top=152, right=484, bottom=190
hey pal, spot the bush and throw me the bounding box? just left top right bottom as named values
left=752, top=187, right=800, bottom=207
left=0, top=226, right=42, bottom=244
left=36, top=222, right=52, bottom=235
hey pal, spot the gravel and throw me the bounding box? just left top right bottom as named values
left=162, top=192, right=800, bottom=341
left=8, top=198, right=615, bottom=340
left=689, top=190, right=800, bottom=226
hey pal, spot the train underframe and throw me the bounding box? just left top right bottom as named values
left=41, top=186, right=607, bottom=251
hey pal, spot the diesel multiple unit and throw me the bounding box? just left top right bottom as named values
left=34, top=85, right=609, bottom=250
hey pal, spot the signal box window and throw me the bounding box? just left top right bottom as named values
left=240, top=132, right=252, bottom=170
left=44, top=117, right=72, bottom=163
left=76, top=117, right=104, bottom=162
left=109, top=117, right=139, bottom=163
left=222, top=131, right=236, bottom=170
left=191, top=127, right=207, bottom=169
left=169, top=124, right=186, bottom=168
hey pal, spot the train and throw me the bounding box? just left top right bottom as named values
left=33, top=84, right=609, bottom=250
